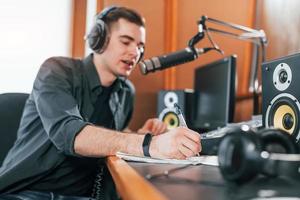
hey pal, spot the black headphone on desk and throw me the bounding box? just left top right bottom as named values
left=86, top=6, right=144, bottom=63
left=218, top=126, right=300, bottom=184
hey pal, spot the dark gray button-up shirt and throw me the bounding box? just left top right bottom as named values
left=0, top=54, right=134, bottom=196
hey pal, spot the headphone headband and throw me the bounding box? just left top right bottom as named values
left=97, top=6, right=118, bottom=20
left=263, top=152, right=300, bottom=177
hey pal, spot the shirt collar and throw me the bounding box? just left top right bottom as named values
left=83, top=53, right=123, bottom=94
left=83, top=53, right=101, bottom=91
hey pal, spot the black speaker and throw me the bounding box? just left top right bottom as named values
left=157, top=90, right=194, bottom=129
left=218, top=126, right=300, bottom=184
left=262, top=53, right=300, bottom=143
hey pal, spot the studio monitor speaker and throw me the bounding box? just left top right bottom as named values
left=262, top=53, right=300, bottom=142
left=157, top=90, right=194, bottom=129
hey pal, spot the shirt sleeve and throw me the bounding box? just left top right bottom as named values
left=32, top=57, right=89, bottom=156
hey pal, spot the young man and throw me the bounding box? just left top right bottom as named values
left=0, top=6, right=201, bottom=200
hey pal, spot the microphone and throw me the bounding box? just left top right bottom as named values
left=139, top=47, right=211, bottom=75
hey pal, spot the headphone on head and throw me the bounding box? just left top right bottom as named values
left=218, top=126, right=300, bottom=184
left=87, top=6, right=118, bottom=54
left=86, top=6, right=144, bottom=63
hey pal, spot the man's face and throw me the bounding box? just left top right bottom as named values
left=101, top=18, right=146, bottom=78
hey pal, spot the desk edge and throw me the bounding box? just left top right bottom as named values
left=106, top=156, right=168, bottom=200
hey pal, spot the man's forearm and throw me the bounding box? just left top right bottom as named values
left=74, top=125, right=144, bottom=157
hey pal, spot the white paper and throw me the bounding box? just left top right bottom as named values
left=116, top=152, right=219, bottom=166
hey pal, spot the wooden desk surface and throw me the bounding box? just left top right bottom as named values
left=106, top=156, right=168, bottom=200
left=107, top=156, right=300, bottom=200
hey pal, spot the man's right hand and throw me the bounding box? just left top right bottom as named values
left=149, top=127, right=201, bottom=159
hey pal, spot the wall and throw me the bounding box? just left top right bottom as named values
left=0, top=0, right=72, bottom=93
left=175, top=0, right=256, bottom=123
left=257, top=0, right=300, bottom=60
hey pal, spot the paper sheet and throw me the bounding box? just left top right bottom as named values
left=116, top=152, right=219, bottom=166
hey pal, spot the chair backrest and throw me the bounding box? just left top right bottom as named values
left=0, top=93, right=29, bottom=165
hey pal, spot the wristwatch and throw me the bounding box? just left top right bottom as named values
left=142, top=133, right=153, bottom=157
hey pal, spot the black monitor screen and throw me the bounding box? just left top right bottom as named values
left=193, top=55, right=236, bottom=131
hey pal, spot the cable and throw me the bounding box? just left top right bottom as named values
left=145, top=164, right=192, bottom=180
left=91, top=165, right=105, bottom=200
left=145, top=164, right=225, bottom=187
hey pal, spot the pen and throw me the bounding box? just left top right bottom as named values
left=174, top=103, right=200, bottom=157
left=174, top=103, right=187, bottom=127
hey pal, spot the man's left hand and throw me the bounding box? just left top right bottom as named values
left=138, top=118, right=167, bottom=135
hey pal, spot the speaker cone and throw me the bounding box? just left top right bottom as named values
left=265, top=93, right=300, bottom=141
left=159, top=108, right=179, bottom=130
left=273, top=105, right=295, bottom=133
left=163, top=112, right=179, bottom=129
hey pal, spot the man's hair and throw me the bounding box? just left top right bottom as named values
left=102, top=7, right=145, bottom=29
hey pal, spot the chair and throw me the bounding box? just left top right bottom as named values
left=0, top=93, right=29, bottom=165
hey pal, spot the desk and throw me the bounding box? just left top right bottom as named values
left=107, top=156, right=300, bottom=200
left=107, top=156, right=168, bottom=200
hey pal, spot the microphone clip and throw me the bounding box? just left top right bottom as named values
left=188, top=17, right=224, bottom=57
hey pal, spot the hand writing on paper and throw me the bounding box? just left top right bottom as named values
left=149, top=127, right=201, bottom=159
